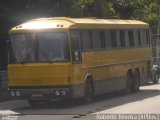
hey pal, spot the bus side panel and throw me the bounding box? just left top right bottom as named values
left=80, top=47, right=152, bottom=96
left=71, top=64, right=85, bottom=98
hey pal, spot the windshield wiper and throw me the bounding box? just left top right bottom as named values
left=19, top=53, right=33, bottom=64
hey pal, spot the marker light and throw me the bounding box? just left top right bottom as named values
left=11, top=91, right=15, bottom=97
left=55, top=91, right=60, bottom=96
left=61, top=91, right=66, bottom=95
left=16, top=91, right=21, bottom=96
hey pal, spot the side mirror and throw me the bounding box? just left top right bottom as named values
left=72, top=51, right=82, bottom=64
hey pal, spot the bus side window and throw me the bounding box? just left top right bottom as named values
left=140, top=30, right=146, bottom=46
left=125, top=31, right=129, bottom=47
left=110, top=31, right=117, bottom=48
left=105, top=30, right=111, bottom=49
left=128, top=30, right=134, bottom=47
left=81, top=30, right=92, bottom=50
left=119, top=30, right=125, bottom=48
left=133, top=30, right=138, bottom=47
left=92, top=30, right=101, bottom=49
left=143, top=30, right=147, bottom=46
left=70, top=30, right=82, bottom=63
left=146, top=30, right=150, bottom=45
left=116, top=31, right=120, bottom=48
left=137, top=31, right=141, bottom=46
left=100, top=31, right=106, bottom=49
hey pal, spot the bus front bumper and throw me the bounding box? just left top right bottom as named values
left=8, top=86, right=73, bottom=100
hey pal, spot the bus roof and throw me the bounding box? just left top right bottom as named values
left=11, top=17, right=149, bottom=31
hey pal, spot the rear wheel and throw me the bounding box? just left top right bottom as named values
left=153, top=72, right=159, bottom=84
left=131, top=71, right=140, bottom=93
left=125, top=73, right=132, bottom=94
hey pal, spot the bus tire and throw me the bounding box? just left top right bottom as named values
left=153, top=72, right=159, bottom=84
left=132, top=70, right=140, bottom=93
left=125, top=72, right=132, bottom=94
left=84, top=77, right=94, bottom=103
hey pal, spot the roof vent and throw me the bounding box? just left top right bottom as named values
left=57, top=24, right=63, bottom=27
left=16, top=26, right=22, bottom=29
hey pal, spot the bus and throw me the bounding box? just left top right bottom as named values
left=8, top=17, right=154, bottom=106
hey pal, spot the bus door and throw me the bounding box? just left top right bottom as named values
left=70, top=30, right=82, bottom=64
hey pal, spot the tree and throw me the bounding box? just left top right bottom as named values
left=0, top=0, right=160, bottom=37
left=73, top=0, right=115, bottom=18
left=112, top=0, right=160, bottom=33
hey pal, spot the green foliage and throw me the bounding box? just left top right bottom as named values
left=73, top=0, right=115, bottom=18
left=83, top=0, right=115, bottom=18
left=139, top=1, right=159, bottom=32
left=112, top=0, right=160, bottom=32
left=0, top=0, right=160, bottom=36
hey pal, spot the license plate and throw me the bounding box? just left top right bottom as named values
left=31, top=94, right=43, bottom=97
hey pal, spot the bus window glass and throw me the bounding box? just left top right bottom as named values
left=92, top=31, right=101, bottom=49
left=133, top=30, right=138, bottom=47
left=110, top=31, right=117, bottom=48
left=143, top=30, right=147, bottom=46
left=10, top=32, right=69, bottom=63
left=10, top=34, right=36, bottom=63
left=138, top=31, right=141, bottom=46
left=128, top=31, right=134, bottom=47
left=71, top=30, right=82, bottom=63
left=71, top=30, right=80, bottom=51
left=140, top=30, right=146, bottom=46
left=100, top=31, right=106, bottom=48
left=105, top=30, right=111, bottom=48
left=119, top=31, right=125, bottom=47
left=81, top=31, right=91, bottom=50
left=146, top=30, right=150, bottom=45
left=38, top=32, right=69, bottom=62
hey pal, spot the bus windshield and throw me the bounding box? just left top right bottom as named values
left=9, top=32, right=69, bottom=63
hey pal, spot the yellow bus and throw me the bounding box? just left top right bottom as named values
left=8, top=17, right=154, bottom=106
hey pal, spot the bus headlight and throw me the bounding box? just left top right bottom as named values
left=11, top=91, right=15, bottom=97
left=16, top=91, right=21, bottom=96
left=61, top=90, right=66, bottom=95
left=55, top=91, right=60, bottom=96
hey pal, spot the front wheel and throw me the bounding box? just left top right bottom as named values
left=84, top=80, right=94, bottom=103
